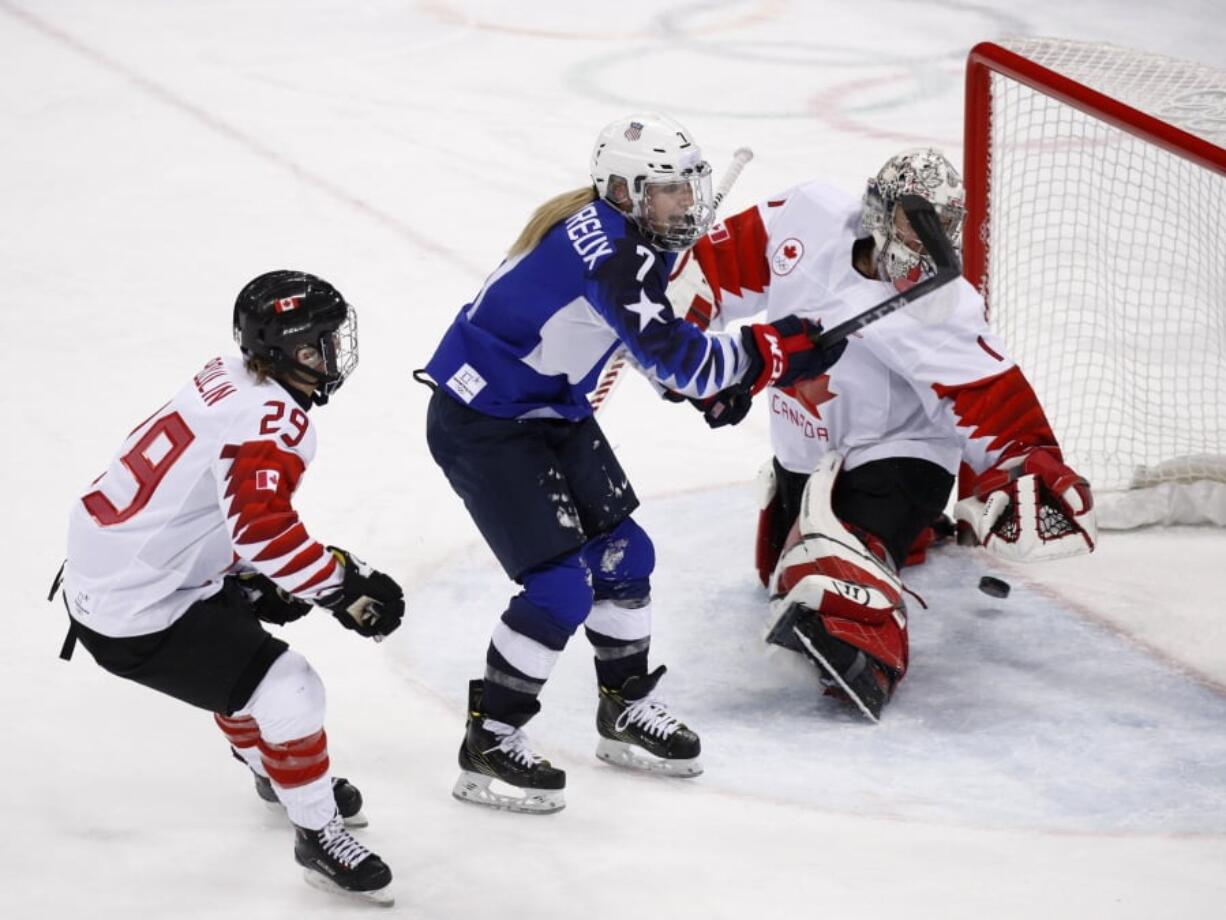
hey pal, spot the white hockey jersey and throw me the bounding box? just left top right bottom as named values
left=64, top=356, right=343, bottom=638
left=687, top=181, right=1062, bottom=476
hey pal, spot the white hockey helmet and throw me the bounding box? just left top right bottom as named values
left=590, top=112, right=715, bottom=251
left=860, top=148, right=966, bottom=285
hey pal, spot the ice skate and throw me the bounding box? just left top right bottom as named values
left=791, top=610, right=894, bottom=723
left=294, top=812, right=393, bottom=907
left=452, top=680, right=566, bottom=815
left=253, top=771, right=368, bottom=827
left=763, top=598, right=807, bottom=654
left=595, top=665, right=702, bottom=777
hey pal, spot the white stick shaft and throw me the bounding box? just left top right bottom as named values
left=713, top=147, right=754, bottom=210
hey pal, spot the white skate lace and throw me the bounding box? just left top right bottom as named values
left=615, top=696, right=681, bottom=739
left=319, top=814, right=370, bottom=868
left=482, top=720, right=544, bottom=768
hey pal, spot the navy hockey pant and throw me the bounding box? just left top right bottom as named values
left=426, top=390, right=653, bottom=722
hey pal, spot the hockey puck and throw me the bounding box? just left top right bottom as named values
left=978, top=575, right=1011, bottom=599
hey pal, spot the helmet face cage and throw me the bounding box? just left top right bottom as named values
left=860, top=148, right=966, bottom=284
left=233, top=271, right=359, bottom=404
left=633, top=163, right=715, bottom=251
left=317, top=308, right=358, bottom=401
left=591, top=113, right=716, bottom=251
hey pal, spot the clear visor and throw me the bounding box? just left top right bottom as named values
left=635, top=162, right=715, bottom=251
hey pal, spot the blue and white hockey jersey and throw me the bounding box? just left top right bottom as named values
left=425, top=198, right=750, bottom=420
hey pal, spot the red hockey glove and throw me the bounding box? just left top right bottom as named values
left=956, top=449, right=1096, bottom=561
left=693, top=318, right=846, bottom=429
left=318, top=547, right=405, bottom=638
left=741, top=316, right=847, bottom=394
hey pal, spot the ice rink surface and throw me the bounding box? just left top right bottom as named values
left=2, top=2, right=1223, bottom=918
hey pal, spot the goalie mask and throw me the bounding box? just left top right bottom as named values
left=233, top=270, right=358, bottom=405
left=860, top=148, right=966, bottom=288
left=590, top=112, right=715, bottom=251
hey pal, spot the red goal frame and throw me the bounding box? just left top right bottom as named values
left=961, top=40, right=1226, bottom=298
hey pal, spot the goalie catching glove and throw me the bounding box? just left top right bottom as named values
left=700, top=316, right=848, bottom=428
left=318, top=547, right=405, bottom=638
left=955, top=448, right=1096, bottom=561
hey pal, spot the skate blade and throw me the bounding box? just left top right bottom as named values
left=792, top=626, right=880, bottom=724
left=451, top=771, right=565, bottom=815
left=302, top=868, right=394, bottom=907
left=595, top=738, right=703, bottom=777
left=265, top=800, right=368, bottom=828
left=763, top=603, right=805, bottom=653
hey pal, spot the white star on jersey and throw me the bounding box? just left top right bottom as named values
left=623, top=291, right=668, bottom=332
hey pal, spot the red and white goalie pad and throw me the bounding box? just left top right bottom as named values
left=754, top=458, right=781, bottom=587
left=765, top=453, right=908, bottom=677
left=955, top=449, right=1097, bottom=561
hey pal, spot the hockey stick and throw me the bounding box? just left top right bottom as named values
left=695, top=193, right=963, bottom=428
left=713, top=147, right=756, bottom=210
left=590, top=147, right=755, bottom=413
left=808, top=193, right=962, bottom=349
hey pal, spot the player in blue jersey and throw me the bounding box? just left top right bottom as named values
left=423, top=113, right=844, bottom=813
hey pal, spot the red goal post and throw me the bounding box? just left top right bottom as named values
left=963, top=38, right=1226, bottom=528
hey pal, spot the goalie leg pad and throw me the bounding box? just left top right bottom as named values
left=772, top=554, right=909, bottom=676
left=755, top=459, right=781, bottom=588
left=756, top=459, right=811, bottom=587
left=766, top=453, right=910, bottom=688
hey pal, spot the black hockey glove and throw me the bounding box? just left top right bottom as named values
left=229, top=572, right=313, bottom=625
left=661, top=386, right=753, bottom=428
left=317, top=547, right=405, bottom=639
left=696, top=387, right=755, bottom=428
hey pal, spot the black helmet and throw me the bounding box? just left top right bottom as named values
left=232, top=270, right=358, bottom=405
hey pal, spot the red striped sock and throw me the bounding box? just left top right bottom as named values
left=258, top=729, right=330, bottom=789
left=214, top=713, right=261, bottom=750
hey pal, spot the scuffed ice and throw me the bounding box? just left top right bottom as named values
left=407, top=484, right=1226, bottom=835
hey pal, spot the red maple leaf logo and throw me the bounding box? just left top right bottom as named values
left=783, top=244, right=798, bottom=259
left=789, top=373, right=836, bottom=419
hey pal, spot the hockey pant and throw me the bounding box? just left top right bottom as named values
left=766, top=453, right=910, bottom=682
left=481, top=517, right=655, bottom=724
left=214, top=650, right=335, bottom=830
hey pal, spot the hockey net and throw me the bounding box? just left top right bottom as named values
left=964, top=38, right=1226, bottom=529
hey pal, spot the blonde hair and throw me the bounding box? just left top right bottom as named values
left=508, top=187, right=598, bottom=258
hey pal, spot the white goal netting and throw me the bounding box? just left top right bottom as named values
left=974, top=38, right=1226, bottom=528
